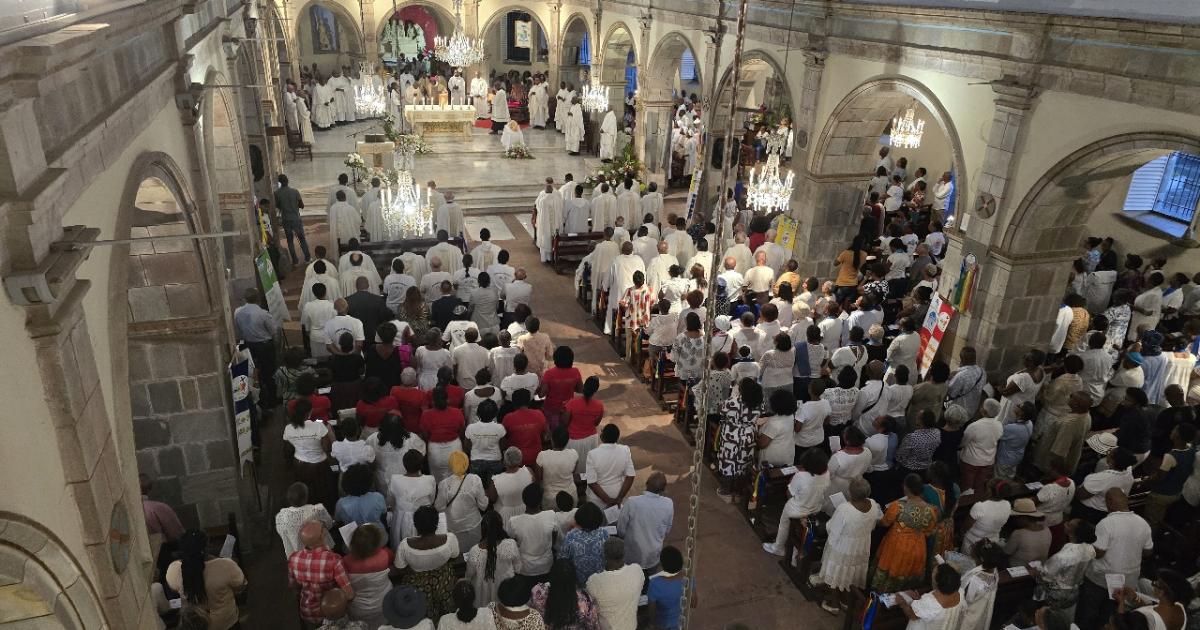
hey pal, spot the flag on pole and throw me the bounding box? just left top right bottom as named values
left=952, top=256, right=979, bottom=313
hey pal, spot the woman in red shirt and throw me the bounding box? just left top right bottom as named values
left=501, top=389, right=549, bottom=467
left=388, top=368, right=426, bottom=434
left=539, top=346, right=583, bottom=431
left=355, top=377, right=398, bottom=429
left=419, top=387, right=465, bottom=482
left=289, top=373, right=332, bottom=421
left=423, top=366, right=465, bottom=409
left=561, top=376, right=604, bottom=474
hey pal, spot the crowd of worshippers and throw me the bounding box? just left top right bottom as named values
left=561, top=146, right=1200, bottom=630
left=225, top=234, right=688, bottom=630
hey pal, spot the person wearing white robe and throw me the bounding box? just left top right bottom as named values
left=295, top=94, right=316, bottom=145
left=588, top=231, right=620, bottom=314
left=340, top=256, right=381, bottom=296
left=386, top=83, right=402, bottom=123
left=398, top=251, right=428, bottom=285
left=490, top=85, right=510, bottom=134
left=330, top=71, right=355, bottom=123
left=312, top=79, right=336, bottom=129
left=554, top=83, right=570, bottom=132
left=470, top=73, right=489, bottom=118
left=641, top=183, right=665, bottom=227
left=361, top=179, right=385, bottom=242
left=299, top=265, right=343, bottom=313
left=664, top=224, right=695, bottom=270
left=683, top=132, right=700, bottom=175
left=616, top=183, right=640, bottom=229
left=337, top=246, right=377, bottom=277
left=591, top=185, right=618, bottom=231
left=646, top=242, right=678, bottom=297
left=448, top=71, right=466, bottom=105
left=284, top=86, right=299, bottom=130
left=599, top=110, right=617, bottom=161
left=500, top=120, right=525, bottom=152
left=604, top=243, right=646, bottom=334
left=535, top=183, right=564, bottom=262
left=327, top=175, right=359, bottom=215
left=399, top=70, right=415, bottom=91
left=640, top=220, right=660, bottom=241
left=470, top=230, right=502, bottom=270
left=564, top=99, right=585, bottom=155
left=558, top=177, right=576, bottom=204
left=529, top=78, right=549, bottom=129
left=632, top=229, right=658, bottom=267
left=723, top=233, right=755, bottom=274
left=563, top=187, right=591, bottom=234
left=330, top=194, right=361, bottom=251
left=611, top=222, right=631, bottom=245
left=435, top=193, right=463, bottom=239
left=426, top=234, right=464, bottom=275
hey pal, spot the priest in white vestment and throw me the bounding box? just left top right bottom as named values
left=434, top=192, right=463, bottom=239
left=723, top=232, right=755, bottom=274
left=599, top=110, right=617, bottom=161
left=312, top=79, right=336, bottom=129
left=529, top=78, right=549, bottom=129
left=471, top=73, right=489, bottom=118
left=641, top=183, right=665, bottom=228
left=426, top=232, right=464, bottom=274
left=398, top=251, right=428, bottom=285
left=295, top=95, right=316, bottom=144
left=616, top=182, right=640, bottom=229
left=305, top=250, right=337, bottom=280
left=470, top=229, right=502, bottom=270
left=535, top=183, right=564, bottom=262
left=563, top=186, right=591, bottom=234
left=564, top=99, right=584, bottom=155
left=664, top=221, right=695, bottom=269
left=603, top=242, right=647, bottom=334
left=360, top=178, right=384, bottom=241
left=632, top=228, right=658, bottom=267
left=448, top=70, right=466, bottom=105
left=337, top=244, right=376, bottom=277
left=591, top=184, right=618, bottom=231
left=299, top=261, right=343, bottom=312
left=587, top=230, right=620, bottom=313
left=490, top=85, right=510, bottom=134
left=611, top=218, right=631, bottom=245
left=501, top=120, right=525, bottom=152
left=330, top=71, right=355, bottom=123
left=327, top=174, right=358, bottom=214
left=646, top=241, right=679, bottom=297
left=340, top=253, right=381, bottom=295
left=329, top=191, right=361, bottom=252
left=558, top=177, right=576, bottom=204
left=555, top=83, right=570, bottom=132
left=284, top=85, right=299, bottom=130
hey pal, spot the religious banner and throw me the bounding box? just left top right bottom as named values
left=309, top=5, right=339, bottom=53
left=513, top=20, right=532, bottom=49
left=684, top=164, right=703, bottom=219
left=917, top=293, right=955, bottom=378
left=230, top=352, right=254, bottom=466
left=255, top=251, right=291, bottom=323
left=951, top=253, right=979, bottom=314
left=774, top=216, right=799, bottom=251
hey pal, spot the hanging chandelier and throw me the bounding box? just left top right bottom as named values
left=380, top=171, right=434, bottom=240
left=890, top=106, right=926, bottom=149
left=581, top=81, right=609, bottom=114
left=433, top=0, right=485, bottom=68
left=746, top=154, right=795, bottom=214
left=355, top=62, right=386, bottom=118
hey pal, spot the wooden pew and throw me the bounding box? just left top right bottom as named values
left=553, top=231, right=603, bottom=274
left=354, top=237, right=467, bottom=281
left=843, top=568, right=1037, bottom=630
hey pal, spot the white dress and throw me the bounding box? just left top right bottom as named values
left=817, top=499, right=882, bottom=590
left=387, top=473, right=437, bottom=544
left=906, top=593, right=963, bottom=630
left=491, top=467, right=533, bottom=530
left=500, top=125, right=525, bottom=152
left=435, top=474, right=490, bottom=552
left=415, top=346, right=452, bottom=390
left=824, top=450, right=874, bottom=514
left=465, top=539, right=520, bottom=607
left=958, top=566, right=999, bottom=630
left=369, top=434, right=427, bottom=491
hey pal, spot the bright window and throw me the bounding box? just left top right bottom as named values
left=1123, top=151, right=1200, bottom=239
left=680, top=49, right=698, bottom=83
left=578, top=32, right=590, bottom=66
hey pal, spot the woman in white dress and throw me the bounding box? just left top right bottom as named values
left=899, top=564, right=963, bottom=630
left=489, top=448, right=533, bottom=530
left=500, top=120, right=525, bottom=152
left=1116, top=569, right=1192, bottom=630
left=435, top=451, right=489, bottom=552
left=817, top=479, right=882, bottom=613
left=415, top=330, right=453, bottom=390
left=295, top=93, right=316, bottom=144
left=367, top=414, right=426, bottom=491
left=438, top=581, right=497, bottom=630
left=958, top=540, right=1005, bottom=630
left=470, top=273, right=502, bottom=336
left=387, top=450, right=437, bottom=544
left=824, top=426, right=874, bottom=514
left=463, top=369, right=503, bottom=425
left=465, top=512, right=521, bottom=608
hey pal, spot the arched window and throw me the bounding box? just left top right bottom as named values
left=1123, top=151, right=1200, bottom=238
left=578, top=32, right=591, bottom=66
left=680, top=49, right=698, bottom=83
left=625, top=50, right=637, bottom=91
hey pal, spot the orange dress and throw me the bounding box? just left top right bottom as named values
left=870, top=497, right=938, bottom=592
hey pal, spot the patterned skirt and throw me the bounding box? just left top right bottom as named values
left=402, top=563, right=457, bottom=620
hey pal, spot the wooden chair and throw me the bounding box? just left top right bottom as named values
left=552, top=232, right=603, bottom=274
left=287, top=128, right=312, bottom=161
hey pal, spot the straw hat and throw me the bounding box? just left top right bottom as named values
left=1011, top=497, right=1044, bottom=518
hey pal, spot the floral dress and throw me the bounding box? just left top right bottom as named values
left=922, top=484, right=958, bottom=569
left=529, top=583, right=601, bottom=630
left=870, top=497, right=938, bottom=592
left=717, top=398, right=759, bottom=478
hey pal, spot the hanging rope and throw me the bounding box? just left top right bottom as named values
left=679, top=0, right=750, bottom=626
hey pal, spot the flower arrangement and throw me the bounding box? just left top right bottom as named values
left=394, top=133, right=432, bottom=155
left=582, top=144, right=643, bottom=190
left=504, top=144, right=535, bottom=159
left=344, top=152, right=367, bottom=182
left=366, top=167, right=396, bottom=187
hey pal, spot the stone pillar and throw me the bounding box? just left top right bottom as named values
left=789, top=49, right=825, bottom=174
left=466, top=0, right=481, bottom=37
left=548, top=1, right=562, bottom=88
left=631, top=11, right=652, bottom=163
left=700, top=26, right=723, bottom=112
left=362, top=0, right=377, bottom=63
left=695, top=25, right=723, bottom=215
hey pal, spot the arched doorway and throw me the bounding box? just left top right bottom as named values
left=641, top=31, right=702, bottom=178
left=376, top=2, right=454, bottom=70
left=978, top=132, right=1200, bottom=371
left=711, top=52, right=794, bottom=148
left=600, top=22, right=635, bottom=113
left=295, top=0, right=364, bottom=77
left=0, top=512, right=108, bottom=628
left=479, top=7, right=550, bottom=79
left=559, top=14, right=590, bottom=90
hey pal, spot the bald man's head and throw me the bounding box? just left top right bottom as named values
left=299, top=520, right=328, bottom=550
left=514, top=268, right=527, bottom=281
left=724, top=256, right=737, bottom=270
left=430, top=256, right=442, bottom=271
left=334, top=298, right=348, bottom=315
left=1104, top=487, right=1128, bottom=512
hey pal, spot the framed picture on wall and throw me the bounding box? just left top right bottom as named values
left=514, top=20, right=532, bottom=49
left=310, top=5, right=339, bottom=53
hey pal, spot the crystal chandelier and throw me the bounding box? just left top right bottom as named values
left=747, top=154, right=795, bottom=214
left=581, top=81, right=609, bottom=114
left=355, top=62, right=386, bottom=118
left=890, top=106, right=926, bottom=149
left=434, top=0, right=485, bottom=68
left=380, top=171, right=433, bottom=240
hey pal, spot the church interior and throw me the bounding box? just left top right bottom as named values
left=0, top=0, right=1198, bottom=629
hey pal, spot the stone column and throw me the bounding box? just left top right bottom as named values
left=695, top=25, right=724, bottom=215
left=467, top=0, right=481, bottom=37
left=789, top=49, right=825, bottom=174
left=631, top=11, right=653, bottom=163
left=362, top=0, right=377, bottom=63
left=548, top=1, right=562, bottom=88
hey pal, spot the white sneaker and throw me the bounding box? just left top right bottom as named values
left=762, top=542, right=784, bottom=556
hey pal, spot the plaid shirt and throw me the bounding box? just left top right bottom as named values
left=620, top=285, right=656, bottom=331
left=288, top=548, right=351, bottom=622
left=895, top=427, right=941, bottom=471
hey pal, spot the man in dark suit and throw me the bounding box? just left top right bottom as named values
left=345, top=276, right=391, bottom=346
left=430, top=280, right=465, bottom=331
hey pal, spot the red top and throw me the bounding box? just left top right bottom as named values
left=342, top=547, right=394, bottom=574
left=287, top=548, right=350, bottom=623
left=541, top=367, right=582, bottom=414
left=423, top=384, right=466, bottom=409
left=421, top=407, right=465, bottom=443
left=289, top=394, right=332, bottom=422
left=749, top=231, right=766, bottom=252
left=388, top=386, right=426, bottom=433
left=502, top=408, right=548, bottom=466
left=564, top=396, right=605, bottom=440
left=355, top=396, right=398, bottom=428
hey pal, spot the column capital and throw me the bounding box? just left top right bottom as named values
left=703, top=26, right=723, bottom=48
left=990, top=77, right=1040, bottom=112
left=803, top=48, right=827, bottom=68
left=638, top=10, right=652, bottom=32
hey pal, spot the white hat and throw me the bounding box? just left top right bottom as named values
left=1086, top=432, right=1118, bottom=455
left=714, top=315, right=732, bottom=332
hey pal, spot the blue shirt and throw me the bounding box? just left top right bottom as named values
left=646, top=575, right=689, bottom=630
left=334, top=492, right=387, bottom=532
left=560, top=528, right=609, bottom=586
left=995, top=421, right=1033, bottom=469
left=234, top=303, right=277, bottom=343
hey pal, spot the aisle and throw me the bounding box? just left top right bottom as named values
left=493, top=215, right=833, bottom=629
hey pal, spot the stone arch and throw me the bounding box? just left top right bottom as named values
left=640, top=31, right=703, bottom=177
left=0, top=512, right=108, bottom=628
left=201, top=67, right=258, bottom=291
left=375, top=0, right=456, bottom=59
left=711, top=49, right=795, bottom=136
left=810, top=75, right=968, bottom=216
left=263, top=0, right=297, bottom=84
left=599, top=21, right=636, bottom=84
left=294, top=0, right=365, bottom=73
left=643, top=30, right=702, bottom=100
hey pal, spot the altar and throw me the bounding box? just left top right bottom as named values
left=405, top=104, right=475, bottom=138
left=355, top=140, right=396, bottom=170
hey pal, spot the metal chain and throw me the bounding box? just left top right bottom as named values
left=679, top=0, right=750, bottom=626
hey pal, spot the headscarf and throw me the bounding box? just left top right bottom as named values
left=449, top=451, right=469, bottom=477
left=1141, top=330, right=1164, bottom=357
